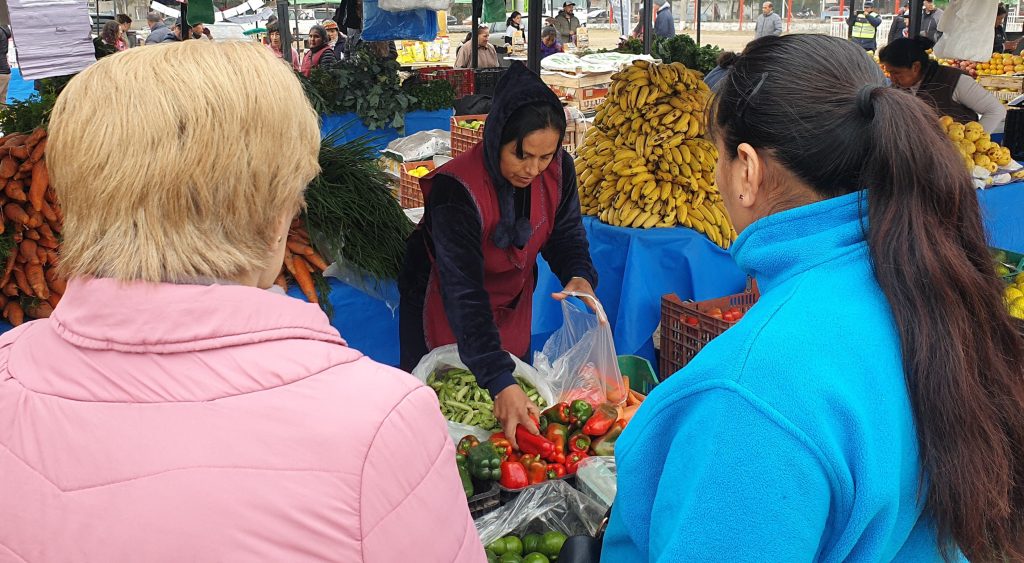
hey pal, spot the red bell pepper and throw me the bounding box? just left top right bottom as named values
left=489, top=432, right=514, bottom=461
left=524, top=457, right=548, bottom=485
left=516, top=425, right=555, bottom=458
left=565, top=451, right=588, bottom=474
left=540, top=402, right=572, bottom=430
left=568, top=432, right=591, bottom=453
left=582, top=402, right=619, bottom=436
left=546, top=463, right=567, bottom=479
left=456, top=435, right=480, bottom=457
left=500, top=460, right=529, bottom=490
left=544, top=423, right=569, bottom=464
left=591, top=419, right=627, bottom=456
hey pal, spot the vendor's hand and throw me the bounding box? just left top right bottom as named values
left=552, top=277, right=600, bottom=316
left=494, top=384, right=540, bottom=450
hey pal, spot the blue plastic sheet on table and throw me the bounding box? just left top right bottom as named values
left=7, top=68, right=35, bottom=104
left=361, top=0, right=438, bottom=42
left=979, top=181, right=1024, bottom=253
left=320, top=109, right=454, bottom=152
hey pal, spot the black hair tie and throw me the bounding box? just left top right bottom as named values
left=857, top=85, right=879, bottom=120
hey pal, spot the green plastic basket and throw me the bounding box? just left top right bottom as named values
left=993, top=246, right=1024, bottom=283
left=617, top=355, right=659, bottom=395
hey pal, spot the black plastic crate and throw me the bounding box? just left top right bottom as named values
left=474, top=68, right=507, bottom=97
left=469, top=480, right=501, bottom=519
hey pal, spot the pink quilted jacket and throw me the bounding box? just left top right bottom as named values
left=0, top=278, right=485, bottom=562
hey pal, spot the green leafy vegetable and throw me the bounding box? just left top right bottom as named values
left=650, top=34, right=721, bottom=74
left=304, top=45, right=415, bottom=131
left=404, top=79, right=456, bottom=112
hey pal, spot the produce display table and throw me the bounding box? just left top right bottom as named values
left=320, top=109, right=455, bottom=152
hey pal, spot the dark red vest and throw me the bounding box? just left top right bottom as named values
left=419, top=143, right=563, bottom=358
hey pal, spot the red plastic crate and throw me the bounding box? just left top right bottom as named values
left=398, top=160, right=434, bottom=208
left=659, top=281, right=760, bottom=378
left=450, top=114, right=487, bottom=158
left=417, top=66, right=475, bottom=99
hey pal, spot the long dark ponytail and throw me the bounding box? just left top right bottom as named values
left=713, top=34, right=1024, bottom=560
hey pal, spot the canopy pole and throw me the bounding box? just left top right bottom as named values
left=277, top=0, right=292, bottom=63
left=696, top=0, right=702, bottom=43
left=909, top=0, right=923, bottom=37
left=471, top=0, right=479, bottom=69
left=642, top=1, right=651, bottom=53
left=527, top=0, right=541, bottom=72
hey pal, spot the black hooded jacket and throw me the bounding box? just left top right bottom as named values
left=399, top=63, right=597, bottom=396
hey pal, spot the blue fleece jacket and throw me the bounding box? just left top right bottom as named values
left=602, top=192, right=958, bottom=562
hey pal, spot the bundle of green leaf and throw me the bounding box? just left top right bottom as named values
left=615, top=37, right=644, bottom=55
left=651, top=34, right=722, bottom=75
left=305, top=127, right=413, bottom=282
left=404, top=79, right=456, bottom=112
left=304, top=45, right=415, bottom=131
left=0, top=76, right=68, bottom=134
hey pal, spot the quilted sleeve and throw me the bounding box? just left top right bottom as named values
left=359, top=384, right=487, bottom=562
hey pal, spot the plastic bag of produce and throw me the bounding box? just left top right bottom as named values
left=361, top=0, right=438, bottom=42
left=414, top=344, right=557, bottom=435
left=475, top=480, right=607, bottom=547
left=383, top=129, right=451, bottom=163
left=534, top=294, right=627, bottom=406
left=574, top=456, right=617, bottom=508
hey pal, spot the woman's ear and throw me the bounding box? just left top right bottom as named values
left=733, top=142, right=763, bottom=211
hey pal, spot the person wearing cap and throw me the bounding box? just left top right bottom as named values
left=754, top=1, right=782, bottom=39
left=848, top=0, right=881, bottom=51
left=552, top=2, right=580, bottom=45
left=322, top=19, right=346, bottom=60
left=653, top=0, right=675, bottom=38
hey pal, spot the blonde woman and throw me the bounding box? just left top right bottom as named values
left=0, top=41, right=484, bottom=562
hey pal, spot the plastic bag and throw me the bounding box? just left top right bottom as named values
left=475, top=480, right=607, bottom=546
left=361, top=0, right=438, bottom=42
left=574, top=456, right=617, bottom=507
left=412, top=344, right=557, bottom=437
left=382, top=129, right=451, bottom=163
left=933, top=0, right=995, bottom=63
left=534, top=293, right=627, bottom=406
left=380, top=0, right=447, bottom=14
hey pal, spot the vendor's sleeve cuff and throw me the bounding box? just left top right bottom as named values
left=486, top=372, right=518, bottom=400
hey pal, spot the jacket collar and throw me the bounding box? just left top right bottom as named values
left=730, top=191, right=869, bottom=294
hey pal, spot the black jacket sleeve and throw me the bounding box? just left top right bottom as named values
left=542, top=152, right=598, bottom=288
left=427, top=175, right=518, bottom=398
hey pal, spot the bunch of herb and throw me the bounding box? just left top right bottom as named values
left=651, top=34, right=721, bottom=74
left=304, top=45, right=415, bottom=131
left=404, top=79, right=456, bottom=112
left=304, top=127, right=413, bottom=281
left=615, top=37, right=644, bottom=54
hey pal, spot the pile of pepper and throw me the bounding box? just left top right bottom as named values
left=455, top=398, right=631, bottom=494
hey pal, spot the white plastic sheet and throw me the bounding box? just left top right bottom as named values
left=933, top=0, right=998, bottom=63
left=9, top=0, right=95, bottom=80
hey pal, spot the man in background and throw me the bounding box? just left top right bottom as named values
left=921, top=0, right=942, bottom=42
left=848, top=0, right=881, bottom=51
left=653, top=0, right=675, bottom=38
left=145, top=12, right=174, bottom=44
left=552, top=2, right=580, bottom=45
left=755, top=1, right=783, bottom=39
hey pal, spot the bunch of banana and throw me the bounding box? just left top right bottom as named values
left=575, top=59, right=736, bottom=249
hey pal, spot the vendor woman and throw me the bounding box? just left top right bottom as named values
left=880, top=37, right=1007, bottom=132
left=400, top=62, right=597, bottom=446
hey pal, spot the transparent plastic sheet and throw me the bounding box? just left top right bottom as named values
left=412, top=344, right=557, bottom=437
left=533, top=294, right=627, bottom=406
left=574, top=456, right=617, bottom=508
left=361, top=0, right=438, bottom=42
left=475, top=480, right=607, bottom=545
left=379, top=0, right=448, bottom=13
left=382, top=129, right=451, bottom=163
left=320, top=246, right=402, bottom=313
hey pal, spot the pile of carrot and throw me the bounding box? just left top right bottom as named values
left=0, top=128, right=64, bottom=326
left=277, top=217, right=329, bottom=304
left=617, top=376, right=647, bottom=425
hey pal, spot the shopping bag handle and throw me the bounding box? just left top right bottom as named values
left=563, top=291, right=609, bottom=325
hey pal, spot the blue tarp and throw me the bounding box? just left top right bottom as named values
left=7, top=68, right=36, bottom=104
left=321, top=109, right=454, bottom=151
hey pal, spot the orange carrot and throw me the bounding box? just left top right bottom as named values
left=45, top=249, right=58, bottom=267
left=46, top=291, right=61, bottom=309
left=29, top=160, right=48, bottom=212
left=9, top=145, right=29, bottom=161
left=0, top=252, right=15, bottom=288
left=26, top=210, right=42, bottom=228
left=0, top=157, right=17, bottom=179
left=29, top=139, right=46, bottom=163
left=290, top=255, right=318, bottom=304
left=13, top=266, right=31, bottom=296
left=48, top=273, right=66, bottom=295
left=4, top=203, right=28, bottom=224
left=1, top=134, right=26, bottom=148
left=622, top=376, right=631, bottom=393
left=4, top=301, right=23, bottom=326
left=306, top=251, right=329, bottom=272
left=19, top=239, right=38, bottom=264
left=16, top=159, right=32, bottom=173
left=25, top=263, right=47, bottom=299
left=4, top=180, right=23, bottom=202
left=24, top=128, right=46, bottom=150
left=2, top=282, right=16, bottom=297
left=36, top=247, right=47, bottom=266
left=286, top=239, right=315, bottom=256
left=40, top=200, right=57, bottom=224
left=620, top=404, right=641, bottom=422
left=274, top=273, right=288, bottom=291
left=25, top=301, right=52, bottom=319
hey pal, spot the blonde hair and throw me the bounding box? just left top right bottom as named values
left=48, top=40, right=320, bottom=283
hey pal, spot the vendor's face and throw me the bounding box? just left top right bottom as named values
left=884, top=62, right=922, bottom=88
left=478, top=29, right=490, bottom=46
left=501, top=128, right=562, bottom=188
left=270, top=31, right=281, bottom=48
left=543, top=34, right=555, bottom=46
left=310, top=30, right=324, bottom=48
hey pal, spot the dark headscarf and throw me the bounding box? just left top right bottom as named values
left=483, top=62, right=565, bottom=249
left=309, top=24, right=329, bottom=52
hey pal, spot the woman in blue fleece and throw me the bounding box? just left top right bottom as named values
left=603, top=35, right=1024, bottom=562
